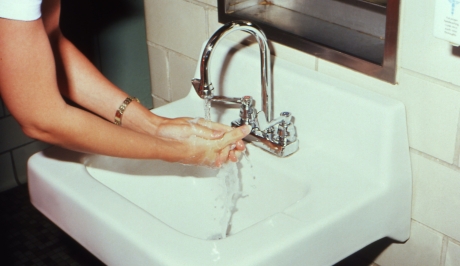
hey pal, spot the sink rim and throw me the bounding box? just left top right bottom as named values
left=27, top=38, right=412, bottom=266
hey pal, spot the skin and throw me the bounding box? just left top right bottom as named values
left=0, top=0, right=250, bottom=168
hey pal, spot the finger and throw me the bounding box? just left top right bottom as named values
left=215, top=146, right=230, bottom=167
left=196, top=119, right=234, bottom=132
left=234, top=140, right=246, bottom=151
left=217, top=125, right=252, bottom=149
left=228, top=150, right=238, bottom=162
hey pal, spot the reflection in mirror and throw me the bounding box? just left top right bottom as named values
left=218, top=0, right=399, bottom=83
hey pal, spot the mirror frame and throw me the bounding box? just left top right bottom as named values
left=218, top=0, right=400, bottom=84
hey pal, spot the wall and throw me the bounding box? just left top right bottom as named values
left=144, top=0, right=460, bottom=265
left=0, top=0, right=151, bottom=193
left=0, top=102, right=51, bottom=192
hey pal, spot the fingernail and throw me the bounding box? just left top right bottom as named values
left=241, top=125, right=252, bottom=135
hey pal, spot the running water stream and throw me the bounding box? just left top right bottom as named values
left=204, top=98, right=211, bottom=121
left=203, top=99, right=244, bottom=239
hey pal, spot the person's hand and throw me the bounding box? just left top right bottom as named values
left=155, top=117, right=250, bottom=167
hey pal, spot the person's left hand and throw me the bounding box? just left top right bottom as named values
left=154, top=117, right=248, bottom=165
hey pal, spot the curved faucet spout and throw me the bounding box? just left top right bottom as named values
left=192, top=20, right=273, bottom=122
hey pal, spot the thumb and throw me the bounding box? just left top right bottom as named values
left=217, top=125, right=252, bottom=149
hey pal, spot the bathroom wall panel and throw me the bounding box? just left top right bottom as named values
left=0, top=99, right=4, bottom=118
left=0, top=116, right=33, bottom=154
left=399, top=0, right=460, bottom=87
left=446, top=241, right=460, bottom=266
left=411, top=153, right=460, bottom=242
left=318, top=61, right=460, bottom=164
left=61, top=0, right=152, bottom=108
left=196, top=0, right=217, bottom=7
left=144, top=0, right=208, bottom=60
left=147, top=45, right=170, bottom=102
left=169, top=52, right=197, bottom=102
left=0, top=153, right=17, bottom=192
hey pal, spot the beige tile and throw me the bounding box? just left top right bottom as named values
left=208, top=8, right=222, bottom=37
left=153, top=96, right=169, bottom=108
left=446, top=240, right=460, bottom=266
left=196, top=0, right=217, bottom=7
left=399, top=0, right=460, bottom=86
left=148, top=45, right=170, bottom=101
left=144, top=0, right=208, bottom=59
left=396, top=72, right=460, bottom=164
left=373, top=221, right=443, bottom=266
left=411, top=151, right=460, bottom=241
left=208, top=9, right=260, bottom=46
left=318, top=61, right=460, bottom=163
left=169, top=52, right=197, bottom=102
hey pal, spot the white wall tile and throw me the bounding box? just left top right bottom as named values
left=411, top=151, right=460, bottom=241
left=196, top=0, right=217, bottom=7
left=169, top=52, right=197, bottom=102
left=153, top=96, right=168, bottom=108
left=148, top=45, right=170, bottom=101
left=445, top=240, right=460, bottom=266
left=373, top=221, right=443, bottom=266
left=399, top=0, right=460, bottom=86
left=318, top=61, right=460, bottom=163
left=396, top=72, right=460, bottom=164
left=144, top=0, right=208, bottom=59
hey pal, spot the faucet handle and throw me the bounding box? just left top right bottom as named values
left=277, top=112, right=296, bottom=145
left=239, top=96, right=258, bottom=129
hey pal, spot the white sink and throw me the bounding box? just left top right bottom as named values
left=28, top=39, right=412, bottom=265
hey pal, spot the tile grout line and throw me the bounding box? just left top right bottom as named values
left=9, top=152, right=20, bottom=186
left=410, top=147, right=460, bottom=173
left=440, top=236, right=449, bottom=266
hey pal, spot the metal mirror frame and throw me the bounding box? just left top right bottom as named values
left=218, top=0, right=400, bottom=84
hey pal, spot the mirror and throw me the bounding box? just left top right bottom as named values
left=218, top=0, right=399, bottom=83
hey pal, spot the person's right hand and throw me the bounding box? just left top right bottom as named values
left=154, top=117, right=251, bottom=167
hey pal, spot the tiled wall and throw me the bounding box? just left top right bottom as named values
left=0, top=99, right=51, bottom=192
left=144, top=0, right=460, bottom=265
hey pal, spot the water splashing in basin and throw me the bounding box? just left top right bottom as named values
left=208, top=162, right=242, bottom=240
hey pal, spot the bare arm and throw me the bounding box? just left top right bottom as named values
left=0, top=0, right=249, bottom=167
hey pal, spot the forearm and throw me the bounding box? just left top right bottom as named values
left=34, top=103, right=186, bottom=160
left=51, top=31, right=163, bottom=135
left=0, top=17, right=176, bottom=160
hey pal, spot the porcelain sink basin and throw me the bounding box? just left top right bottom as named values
left=28, top=39, right=412, bottom=266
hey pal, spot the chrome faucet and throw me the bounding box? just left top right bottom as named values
left=191, top=21, right=299, bottom=157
